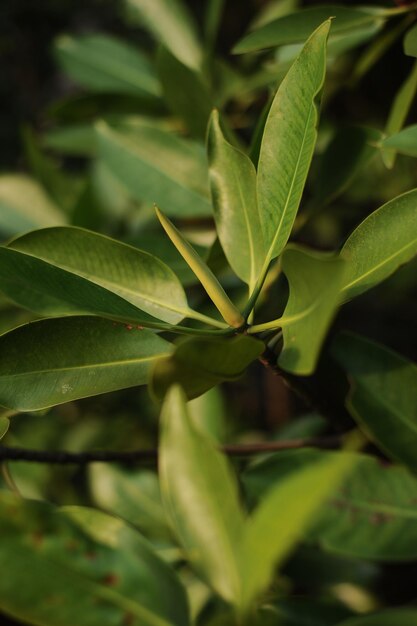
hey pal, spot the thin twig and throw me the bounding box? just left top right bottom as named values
left=0, top=435, right=343, bottom=465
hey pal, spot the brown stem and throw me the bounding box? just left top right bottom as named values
left=0, top=435, right=343, bottom=465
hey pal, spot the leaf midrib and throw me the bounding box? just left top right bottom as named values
left=263, top=101, right=314, bottom=266
left=7, top=247, right=190, bottom=320
left=342, top=235, right=417, bottom=293
left=0, top=353, right=169, bottom=379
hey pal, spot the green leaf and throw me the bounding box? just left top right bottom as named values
left=125, top=0, right=203, bottom=71
left=159, top=386, right=244, bottom=603
left=240, top=446, right=356, bottom=613
left=233, top=6, right=380, bottom=54
left=278, top=245, right=346, bottom=375
left=0, top=418, right=9, bottom=440
left=380, top=123, right=417, bottom=157
left=0, top=175, right=65, bottom=236
left=312, top=126, right=382, bottom=209
left=43, top=124, right=97, bottom=156
left=244, top=449, right=417, bottom=561
left=151, top=335, right=264, bottom=400
left=155, top=208, right=244, bottom=327
left=207, top=110, right=265, bottom=289
left=0, top=316, right=172, bottom=411
left=404, top=22, right=417, bottom=58
left=2, top=226, right=190, bottom=325
left=89, top=464, right=171, bottom=540
left=338, top=609, right=417, bottom=626
left=0, top=491, right=189, bottom=626
left=340, top=189, right=417, bottom=300
left=332, top=332, right=417, bottom=473
left=96, top=121, right=212, bottom=217
left=157, top=47, right=212, bottom=139
left=54, top=34, right=161, bottom=98
left=257, top=21, right=330, bottom=269
left=23, top=127, right=81, bottom=212
left=382, top=60, right=417, bottom=168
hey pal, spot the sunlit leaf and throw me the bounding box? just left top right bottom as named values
left=208, top=110, right=265, bottom=289
left=257, top=21, right=330, bottom=268
left=244, top=449, right=417, bottom=561
left=1, top=226, right=189, bottom=325
left=341, top=189, right=417, bottom=300
left=159, top=386, right=244, bottom=603
left=125, top=0, right=203, bottom=71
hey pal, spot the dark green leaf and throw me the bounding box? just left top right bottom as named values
left=233, top=6, right=381, bottom=54
left=96, top=121, right=212, bottom=217
left=341, top=189, right=417, bottom=300
left=332, top=332, right=417, bottom=473
left=0, top=491, right=189, bottom=626
left=151, top=335, right=264, bottom=400
left=312, top=126, right=382, bottom=208
left=382, top=60, right=417, bottom=168
left=157, top=47, right=212, bottom=138
left=0, top=316, right=172, bottom=411
left=278, top=245, right=346, bottom=375
left=338, top=609, right=417, bottom=625
left=54, top=34, right=161, bottom=98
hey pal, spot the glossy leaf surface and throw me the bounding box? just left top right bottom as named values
left=0, top=316, right=172, bottom=411
left=126, top=0, right=203, bottom=71
left=341, top=189, right=417, bottom=300
left=257, top=21, right=330, bottom=265
left=278, top=245, right=346, bottom=375
left=3, top=226, right=189, bottom=325
left=0, top=492, right=189, bottom=626
left=160, top=386, right=244, bottom=603
left=152, top=335, right=264, bottom=400
left=332, top=333, right=417, bottom=473
left=0, top=175, right=65, bottom=236
left=96, top=121, right=212, bottom=217
left=54, top=34, right=161, bottom=97
left=208, top=110, right=265, bottom=288
left=245, top=449, right=417, bottom=561
left=234, top=6, right=379, bottom=53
